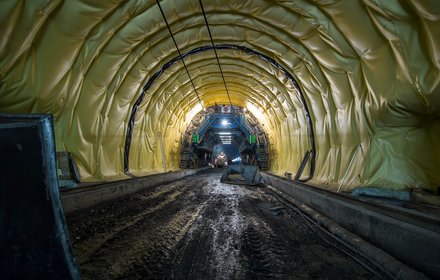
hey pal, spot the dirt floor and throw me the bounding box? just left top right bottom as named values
left=66, top=169, right=381, bottom=280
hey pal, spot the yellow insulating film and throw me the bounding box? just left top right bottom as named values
left=0, top=0, right=438, bottom=193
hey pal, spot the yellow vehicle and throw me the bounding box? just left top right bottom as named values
left=215, top=152, right=228, bottom=168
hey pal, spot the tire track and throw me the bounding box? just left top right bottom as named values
left=243, top=224, right=287, bottom=279
left=68, top=177, right=209, bottom=279
left=67, top=170, right=379, bottom=280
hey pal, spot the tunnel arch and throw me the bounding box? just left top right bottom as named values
left=124, top=44, right=316, bottom=178
left=0, top=0, right=438, bottom=192
left=178, top=104, right=270, bottom=170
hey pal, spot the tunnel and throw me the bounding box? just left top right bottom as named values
left=177, top=104, right=270, bottom=170
left=0, top=0, right=439, bottom=279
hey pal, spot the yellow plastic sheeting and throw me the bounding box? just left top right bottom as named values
left=0, top=0, right=438, bottom=192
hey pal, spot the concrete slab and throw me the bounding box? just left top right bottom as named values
left=352, top=187, right=411, bottom=201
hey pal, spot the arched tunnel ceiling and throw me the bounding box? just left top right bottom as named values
left=0, top=0, right=439, bottom=192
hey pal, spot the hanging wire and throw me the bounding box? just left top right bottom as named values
left=198, top=0, right=233, bottom=107
left=156, top=0, right=204, bottom=108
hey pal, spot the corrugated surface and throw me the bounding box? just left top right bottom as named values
left=0, top=0, right=438, bottom=192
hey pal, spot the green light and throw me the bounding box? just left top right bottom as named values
left=192, top=134, right=199, bottom=143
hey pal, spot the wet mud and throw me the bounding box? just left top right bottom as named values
left=66, top=169, right=379, bottom=280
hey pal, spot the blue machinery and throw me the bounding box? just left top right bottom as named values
left=195, top=113, right=255, bottom=142
left=180, top=109, right=269, bottom=170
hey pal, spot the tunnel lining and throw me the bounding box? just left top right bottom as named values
left=124, top=44, right=316, bottom=178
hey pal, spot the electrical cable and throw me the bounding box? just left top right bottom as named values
left=123, top=44, right=316, bottom=175
left=296, top=208, right=392, bottom=280
left=155, top=0, right=203, bottom=109
left=267, top=186, right=397, bottom=280
left=198, top=0, right=233, bottom=107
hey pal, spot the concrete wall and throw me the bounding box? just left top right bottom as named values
left=61, top=169, right=206, bottom=215
left=262, top=173, right=440, bottom=279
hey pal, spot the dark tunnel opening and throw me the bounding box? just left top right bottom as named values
left=179, top=105, right=269, bottom=170
left=124, top=44, right=315, bottom=179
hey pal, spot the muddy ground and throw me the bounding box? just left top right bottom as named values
left=66, top=169, right=380, bottom=280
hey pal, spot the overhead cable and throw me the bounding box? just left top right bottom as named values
left=156, top=0, right=204, bottom=108
left=198, top=0, right=233, bottom=107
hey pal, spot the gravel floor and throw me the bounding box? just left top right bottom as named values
left=66, top=169, right=379, bottom=280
